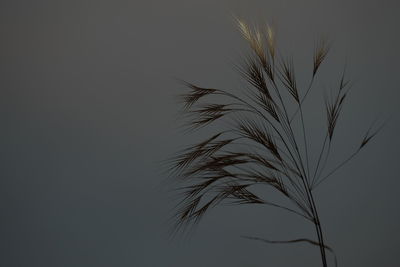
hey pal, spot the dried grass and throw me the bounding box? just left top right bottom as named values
left=167, top=18, right=383, bottom=267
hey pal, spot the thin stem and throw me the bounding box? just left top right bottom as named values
left=311, top=133, right=328, bottom=188
left=314, top=148, right=360, bottom=188
left=269, top=78, right=309, bottom=187
left=313, top=141, right=331, bottom=188
left=262, top=201, right=312, bottom=221
left=290, top=76, right=315, bottom=122
left=299, top=105, right=311, bottom=186
left=309, top=192, right=328, bottom=267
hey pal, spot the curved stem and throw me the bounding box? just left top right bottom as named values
left=299, top=105, right=311, bottom=185
left=290, top=76, right=315, bottom=122
left=314, top=148, right=360, bottom=188
left=309, top=191, right=328, bottom=267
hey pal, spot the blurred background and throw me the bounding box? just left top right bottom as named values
left=0, top=0, right=399, bottom=266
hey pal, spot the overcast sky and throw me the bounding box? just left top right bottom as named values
left=1, top=0, right=399, bottom=266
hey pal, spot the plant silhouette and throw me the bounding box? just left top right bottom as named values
left=167, top=18, right=383, bottom=267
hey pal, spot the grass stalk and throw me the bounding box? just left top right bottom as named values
left=167, top=18, right=382, bottom=267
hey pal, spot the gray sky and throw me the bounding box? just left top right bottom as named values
left=1, top=0, right=399, bottom=266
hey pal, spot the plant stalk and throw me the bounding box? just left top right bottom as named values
left=309, top=192, right=328, bottom=267
left=298, top=172, right=328, bottom=267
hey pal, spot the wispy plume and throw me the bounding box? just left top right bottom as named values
left=168, top=18, right=383, bottom=267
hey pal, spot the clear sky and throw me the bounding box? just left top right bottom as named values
left=0, top=0, right=399, bottom=266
